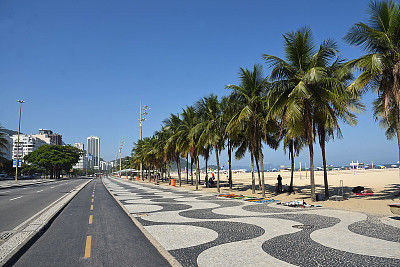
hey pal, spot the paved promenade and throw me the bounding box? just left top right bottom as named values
left=103, top=177, right=400, bottom=267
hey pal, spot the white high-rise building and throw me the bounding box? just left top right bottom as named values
left=10, top=134, right=47, bottom=161
left=73, top=143, right=87, bottom=170
left=87, top=136, right=100, bottom=169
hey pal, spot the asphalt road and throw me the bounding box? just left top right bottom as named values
left=0, top=178, right=90, bottom=233
left=12, top=178, right=170, bottom=266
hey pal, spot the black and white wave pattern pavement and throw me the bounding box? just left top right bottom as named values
left=103, top=177, right=400, bottom=267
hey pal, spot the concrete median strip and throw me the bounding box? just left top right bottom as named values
left=0, top=179, right=57, bottom=190
left=0, top=179, right=92, bottom=266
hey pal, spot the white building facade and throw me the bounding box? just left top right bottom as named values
left=11, top=134, right=47, bottom=161
left=87, top=136, right=100, bottom=169
left=100, top=161, right=113, bottom=171
left=73, top=142, right=87, bottom=170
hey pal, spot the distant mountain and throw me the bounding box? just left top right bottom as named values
left=170, top=158, right=189, bottom=171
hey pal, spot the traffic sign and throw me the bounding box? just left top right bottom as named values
left=13, top=159, right=22, bottom=167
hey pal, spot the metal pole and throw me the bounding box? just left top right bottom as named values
left=140, top=101, right=142, bottom=180
left=119, top=141, right=124, bottom=177
left=115, top=152, right=118, bottom=176
left=138, top=101, right=149, bottom=181
left=15, top=100, right=25, bottom=182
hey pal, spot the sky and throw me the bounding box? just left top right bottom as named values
left=0, top=0, right=398, bottom=168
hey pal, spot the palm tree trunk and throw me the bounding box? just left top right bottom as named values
left=305, top=102, right=316, bottom=201
left=190, top=157, right=193, bottom=185
left=156, top=166, right=159, bottom=185
left=195, top=157, right=199, bottom=190
left=289, top=141, right=294, bottom=193
left=177, top=157, right=181, bottom=186
left=321, top=140, right=329, bottom=199
left=186, top=154, right=189, bottom=184
left=396, top=110, right=400, bottom=177
left=205, top=154, right=209, bottom=187
left=228, top=139, right=233, bottom=189
left=255, top=156, right=262, bottom=190
left=259, top=139, right=265, bottom=198
left=309, top=142, right=316, bottom=201
left=197, top=157, right=201, bottom=186
left=194, top=157, right=199, bottom=190
left=215, top=146, right=220, bottom=193
left=251, top=152, right=255, bottom=194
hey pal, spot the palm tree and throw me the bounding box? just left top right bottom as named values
left=264, top=27, right=344, bottom=201
left=180, top=106, right=199, bottom=186
left=226, top=65, right=279, bottom=197
left=282, top=128, right=304, bottom=193
left=344, top=0, right=400, bottom=168
left=373, top=94, right=400, bottom=174
left=132, top=139, right=146, bottom=177
left=314, top=58, right=363, bottom=198
left=0, top=125, right=9, bottom=159
left=221, top=95, right=242, bottom=189
left=164, top=113, right=184, bottom=186
left=196, top=95, right=225, bottom=193
left=152, top=129, right=171, bottom=184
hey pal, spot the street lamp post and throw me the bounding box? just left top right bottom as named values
left=15, top=100, right=25, bottom=182
left=115, top=151, right=118, bottom=177
left=119, top=141, right=124, bottom=177
left=139, top=101, right=149, bottom=181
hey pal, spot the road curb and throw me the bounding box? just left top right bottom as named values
left=0, top=178, right=92, bottom=267
left=102, top=178, right=183, bottom=267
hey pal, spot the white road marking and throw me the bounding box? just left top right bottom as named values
left=10, top=196, right=23, bottom=201
left=37, top=190, right=43, bottom=192
left=50, top=186, right=55, bottom=189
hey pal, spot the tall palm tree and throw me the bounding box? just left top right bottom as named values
left=164, top=113, right=184, bottom=186
left=226, top=65, right=278, bottom=197
left=344, top=0, right=400, bottom=168
left=264, top=27, right=343, bottom=201
left=132, top=139, right=146, bottom=177
left=0, top=125, right=9, bottom=159
left=373, top=94, right=400, bottom=174
left=221, top=95, right=242, bottom=189
left=180, top=106, right=199, bottom=186
left=152, top=129, right=170, bottom=184
left=189, top=117, right=206, bottom=190
left=282, top=128, right=304, bottom=194
left=196, top=95, right=225, bottom=193
left=314, top=59, right=363, bottom=198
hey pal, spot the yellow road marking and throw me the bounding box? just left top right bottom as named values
left=89, top=215, right=93, bottom=224
left=92, top=195, right=94, bottom=197
left=90, top=205, right=93, bottom=211
left=91, top=199, right=94, bottom=203
left=84, top=236, right=92, bottom=258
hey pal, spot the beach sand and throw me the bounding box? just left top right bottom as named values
left=129, top=168, right=400, bottom=216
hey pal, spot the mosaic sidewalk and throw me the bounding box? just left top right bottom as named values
left=103, top=177, right=400, bottom=267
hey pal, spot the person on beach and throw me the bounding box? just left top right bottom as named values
left=209, top=176, right=214, bottom=187
left=277, top=175, right=282, bottom=193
